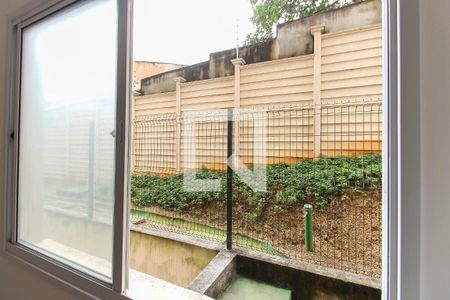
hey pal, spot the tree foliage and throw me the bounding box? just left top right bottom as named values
left=245, top=0, right=359, bottom=45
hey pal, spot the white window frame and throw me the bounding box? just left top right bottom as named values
left=2, top=0, right=133, bottom=299
left=383, top=0, right=421, bottom=299
left=1, top=0, right=421, bottom=299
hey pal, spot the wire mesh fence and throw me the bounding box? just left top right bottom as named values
left=133, top=115, right=177, bottom=175
left=131, top=113, right=229, bottom=245
left=131, top=99, right=382, bottom=278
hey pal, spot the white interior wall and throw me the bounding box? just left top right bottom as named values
left=0, top=257, right=84, bottom=299
left=419, top=0, right=450, bottom=299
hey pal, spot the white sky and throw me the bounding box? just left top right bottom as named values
left=23, top=0, right=117, bottom=104
left=132, top=0, right=256, bottom=65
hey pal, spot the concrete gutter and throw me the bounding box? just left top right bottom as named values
left=234, top=247, right=382, bottom=290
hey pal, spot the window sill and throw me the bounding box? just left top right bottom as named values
left=4, top=242, right=128, bottom=300
left=4, top=241, right=210, bottom=300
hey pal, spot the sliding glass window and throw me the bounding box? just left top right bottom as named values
left=17, top=0, right=118, bottom=281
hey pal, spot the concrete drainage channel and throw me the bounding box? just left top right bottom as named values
left=188, top=251, right=291, bottom=300
left=187, top=249, right=381, bottom=300
left=130, top=212, right=381, bottom=299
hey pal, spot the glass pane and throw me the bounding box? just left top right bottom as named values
left=129, top=0, right=383, bottom=297
left=18, top=0, right=117, bottom=281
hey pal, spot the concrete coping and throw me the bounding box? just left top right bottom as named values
left=130, top=224, right=223, bottom=252
left=231, top=58, right=246, bottom=66
left=173, top=76, right=186, bottom=83
left=310, top=24, right=326, bottom=34
left=187, top=250, right=237, bottom=299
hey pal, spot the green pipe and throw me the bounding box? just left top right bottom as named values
left=304, top=204, right=313, bottom=252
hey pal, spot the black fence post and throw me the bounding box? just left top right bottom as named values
left=226, top=108, right=233, bottom=250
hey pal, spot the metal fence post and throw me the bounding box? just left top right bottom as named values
left=226, top=108, right=234, bottom=250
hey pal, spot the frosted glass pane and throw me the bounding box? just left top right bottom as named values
left=18, top=0, right=117, bottom=280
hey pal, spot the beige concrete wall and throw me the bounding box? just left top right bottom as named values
left=321, top=24, right=383, bottom=103
left=135, top=91, right=177, bottom=117
left=132, top=24, right=383, bottom=173
left=181, top=77, right=234, bottom=111
left=130, top=230, right=217, bottom=288
left=320, top=25, right=383, bottom=156
left=240, top=55, right=314, bottom=108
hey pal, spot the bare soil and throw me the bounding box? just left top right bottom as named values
left=138, top=190, right=382, bottom=279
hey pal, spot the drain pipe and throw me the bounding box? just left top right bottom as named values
left=304, top=204, right=313, bottom=252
